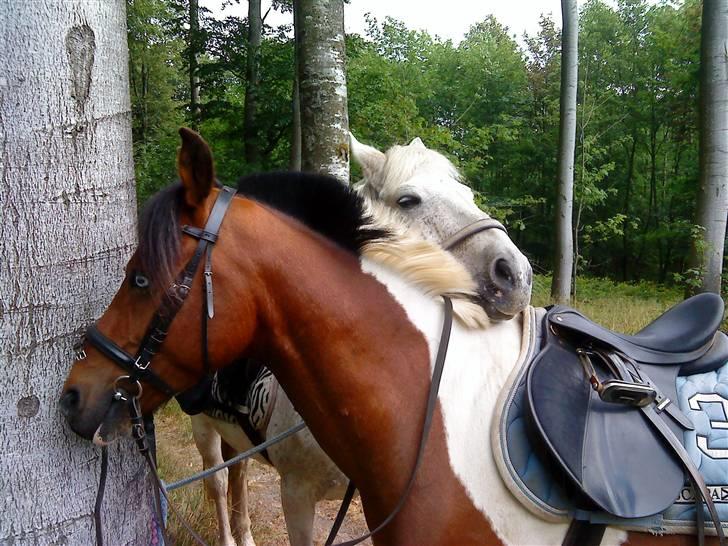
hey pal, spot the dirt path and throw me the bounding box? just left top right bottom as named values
left=155, top=402, right=370, bottom=545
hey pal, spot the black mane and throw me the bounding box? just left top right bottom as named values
left=137, top=172, right=388, bottom=289
left=237, top=171, right=387, bottom=254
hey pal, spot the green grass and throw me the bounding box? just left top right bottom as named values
left=156, top=401, right=221, bottom=546
left=531, top=274, right=683, bottom=334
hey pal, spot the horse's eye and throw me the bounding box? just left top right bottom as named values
left=132, top=273, right=150, bottom=290
left=396, top=194, right=422, bottom=209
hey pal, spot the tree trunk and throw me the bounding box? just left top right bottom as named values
left=189, top=0, right=201, bottom=126
left=289, top=5, right=302, bottom=171
left=294, top=0, right=349, bottom=182
left=551, top=0, right=578, bottom=303
left=0, top=1, right=156, bottom=543
left=244, top=0, right=262, bottom=165
left=289, top=69, right=302, bottom=170
left=691, top=0, right=728, bottom=294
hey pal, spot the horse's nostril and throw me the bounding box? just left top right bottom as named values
left=59, top=388, right=80, bottom=417
left=493, top=258, right=516, bottom=289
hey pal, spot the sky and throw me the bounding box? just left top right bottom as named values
left=203, top=0, right=569, bottom=44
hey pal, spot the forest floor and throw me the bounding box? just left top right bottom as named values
left=156, top=275, right=685, bottom=545
left=156, top=402, right=370, bottom=546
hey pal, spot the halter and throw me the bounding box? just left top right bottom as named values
left=78, top=185, right=237, bottom=400
left=441, top=217, right=507, bottom=251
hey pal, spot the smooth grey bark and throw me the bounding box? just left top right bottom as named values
left=244, top=0, right=262, bottom=164
left=692, top=0, right=728, bottom=294
left=294, top=0, right=349, bottom=181
left=0, top=1, right=155, bottom=544
left=189, top=0, right=201, bottom=125
left=289, top=4, right=302, bottom=171
left=551, top=0, right=578, bottom=304
left=289, top=68, right=302, bottom=171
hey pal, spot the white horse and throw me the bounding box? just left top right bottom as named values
left=188, top=135, right=533, bottom=546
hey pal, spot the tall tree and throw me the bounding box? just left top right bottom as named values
left=244, top=0, right=262, bottom=164
left=691, top=0, right=728, bottom=294
left=294, top=0, right=350, bottom=181
left=189, top=0, right=201, bottom=125
left=551, top=0, right=579, bottom=303
left=0, top=0, right=156, bottom=543
left=289, top=2, right=302, bottom=170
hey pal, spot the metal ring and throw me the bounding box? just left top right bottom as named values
left=113, top=375, right=143, bottom=401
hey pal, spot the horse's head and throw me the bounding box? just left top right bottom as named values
left=60, top=128, right=256, bottom=443
left=351, top=134, right=532, bottom=320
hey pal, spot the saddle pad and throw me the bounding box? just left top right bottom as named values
left=492, top=308, right=728, bottom=534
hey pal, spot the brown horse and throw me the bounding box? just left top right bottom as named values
left=60, top=129, right=719, bottom=546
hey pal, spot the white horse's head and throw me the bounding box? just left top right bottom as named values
left=351, top=133, right=532, bottom=320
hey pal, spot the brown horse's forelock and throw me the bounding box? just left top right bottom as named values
left=137, top=182, right=184, bottom=291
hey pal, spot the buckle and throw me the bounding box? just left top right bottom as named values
left=577, top=348, right=656, bottom=407
left=134, top=354, right=151, bottom=371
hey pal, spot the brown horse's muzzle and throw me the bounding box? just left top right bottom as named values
left=60, top=383, right=129, bottom=444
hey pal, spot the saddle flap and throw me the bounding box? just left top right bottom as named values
left=526, top=341, right=686, bottom=519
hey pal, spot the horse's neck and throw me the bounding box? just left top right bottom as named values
left=243, top=211, right=520, bottom=542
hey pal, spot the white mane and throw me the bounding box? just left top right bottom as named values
left=361, top=197, right=490, bottom=329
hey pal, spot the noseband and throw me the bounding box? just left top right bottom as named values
left=441, top=217, right=506, bottom=251
left=77, top=186, right=237, bottom=398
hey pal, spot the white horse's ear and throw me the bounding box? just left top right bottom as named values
left=350, top=132, right=385, bottom=181
left=409, top=137, right=426, bottom=149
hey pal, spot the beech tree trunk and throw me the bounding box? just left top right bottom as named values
left=294, top=0, right=349, bottom=181
left=189, top=0, right=201, bottom=125
left=244, top=0, right=262, bottom=164
left=692, top=0, right=728, bottom=294
left=551, top=0, right=578, bottom=303
left=289, top=69, right=303, bottom=170
left=289, top=4, right=303, bottom=171
left=0, top=1, right=156, bottom=543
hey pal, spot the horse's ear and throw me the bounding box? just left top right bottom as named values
left=409, top=137, right=426, bottom=149
left=350, top=132, right=385, bottom=181
left=177, top=127, right=216, bottom=208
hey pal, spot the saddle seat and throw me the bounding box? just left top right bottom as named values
left=526, top=293, right=728, bottom=529
left=550, top=292, right=726, bottom=368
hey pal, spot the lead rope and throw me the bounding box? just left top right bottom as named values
left=94, top=447, right=108, bottom=546
left=325, top=296, right=454, bottom=546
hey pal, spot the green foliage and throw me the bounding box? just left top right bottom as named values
left=127, top=1, right=704, bottom=288
left=127, top=0, right=186, bottom=202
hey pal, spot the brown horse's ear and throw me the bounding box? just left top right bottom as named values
left=177, top=127, right=216, bottom=207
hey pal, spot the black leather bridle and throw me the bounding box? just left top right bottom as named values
left=76, top=185, right=237, bottom=546
left=78, top=185, right=237, bottom=400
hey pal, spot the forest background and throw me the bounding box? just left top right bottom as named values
left=129, top=0, right=710, bottom=292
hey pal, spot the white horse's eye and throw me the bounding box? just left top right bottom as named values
left=397, top=194, right=422, bottom=209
